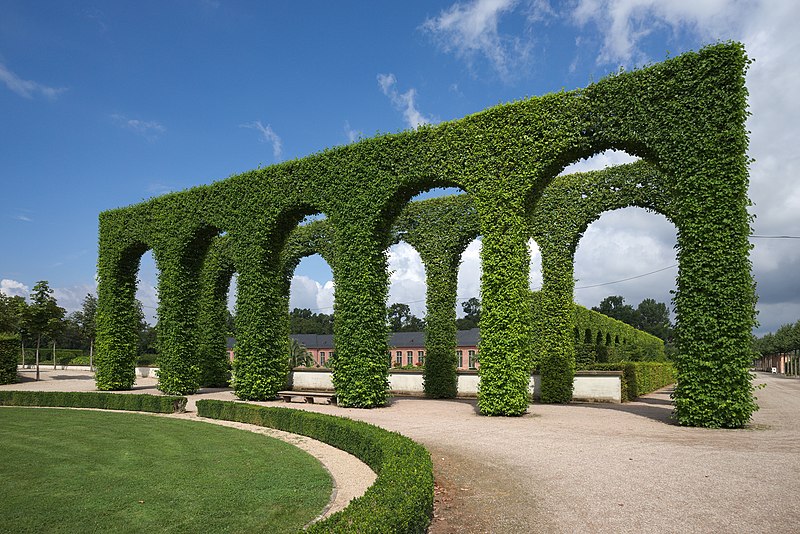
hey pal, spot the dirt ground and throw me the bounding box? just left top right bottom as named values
left=6, top=369, right=799, bottom=533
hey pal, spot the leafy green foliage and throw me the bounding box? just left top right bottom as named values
left=593, top=295, right=673, bottom=342
left=456, top=297, right=482, bottom=330
left=197, top=399, right=434, bottom=533
left=387, top=303, right=425, bottom=332
left=0, top=334, right=19, bottom=384
left=0, top=390, right=187, bottom=413
left=290, top=308, right=334, bottom=334
left=96, top=43, right=756, bottom=425
left=289, top=338, right=314, bottom=367
left=0, top=293, right=26, bottom=335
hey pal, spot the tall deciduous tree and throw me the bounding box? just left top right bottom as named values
left=456, top=297, right=481, bottom=330
left=635, top=298, right=673, bottom=342
left=387, top=303, right=425, bottom=332
left=26, top=281, right=65, bottom=380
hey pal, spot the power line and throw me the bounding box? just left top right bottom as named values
left=750, top=235, right=800, bottom=239
left=574, top=264, right=677, bottom=289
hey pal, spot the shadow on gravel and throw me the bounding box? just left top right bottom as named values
left=577, top=388, right=678, bottom=425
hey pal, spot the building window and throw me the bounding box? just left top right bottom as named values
left=320, top=352, right=326, bottom=367
left=407, top=351, right=413, bottom=366
left=468, top=350, right=476, bottom=369
left=457, top=350, right=463, bottom=368
left=418, top=350, right=425, bottom=365
left=396, top=351, right=402, bottom=365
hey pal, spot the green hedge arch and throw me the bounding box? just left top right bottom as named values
left=96, top=43, right=756, bottom=426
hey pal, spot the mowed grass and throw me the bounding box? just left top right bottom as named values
left=0, top=408, right=332, bottom=533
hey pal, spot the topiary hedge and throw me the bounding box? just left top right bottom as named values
left=0, top=390, right=187, bottom=413
left=0, top=334, right=18, bottom=385
left=96, top=43, right=756, bottom=426
left=196, top=399, right=433, bottom=533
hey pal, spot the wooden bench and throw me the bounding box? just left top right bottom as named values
left=277, top=391, right=337, bottom=405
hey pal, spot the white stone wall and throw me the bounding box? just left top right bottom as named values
left=290, top=369, right=622, bottom=403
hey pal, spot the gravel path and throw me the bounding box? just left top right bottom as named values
left=6, top=368, right=799, bottom=533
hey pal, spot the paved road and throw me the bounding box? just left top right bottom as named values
left=6, top=369, right=799, bottom=533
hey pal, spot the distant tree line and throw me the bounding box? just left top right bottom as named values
left=591, top=295, right=673, bottom=343
left=0, top=281, right=157, bottom=369
left=753, top=320, right=800, bottom=355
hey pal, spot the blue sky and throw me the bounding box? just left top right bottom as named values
left=1, top=1, right=798, bottom=335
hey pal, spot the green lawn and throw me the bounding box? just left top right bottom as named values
left=0, top=407, right=332, bottom=533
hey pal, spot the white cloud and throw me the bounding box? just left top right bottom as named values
left=0, top=61, right=67, bottom=100
left=240, top=120, right=282, bottom=160
left=289, top=275, right=335, bottom=313
left=0, top=279, right=29, bottom=298
left=111, top=113, right=166, bottom=140
left=559, top=149, right=640, bottom=175
left=387, top=242, right=428, bottom=317
left=344, top=121, right=361, bottom=143
left=457, top=239, right=483, bottom=312
left=421, top=0, right=531, bottom=79
left=377, top=73, right=434, bottom=129
left=569, top=0, right=747, bottom=64
left=53, top=284, right=97, bottom=313
left=573, top=208, right=678, bottom=314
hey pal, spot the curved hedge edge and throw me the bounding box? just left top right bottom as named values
left=0, top=390, right=187, bottom=414
left=579, top=362, right=676, bottom=401
left=196, top=399, right=433, bottom=533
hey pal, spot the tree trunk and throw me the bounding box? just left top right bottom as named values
left=35, top=335, right=41, bottom=381
left=89, top=339, right=94, bottom=372
left=53, top=340, right=57, bottom=370
left=21, top=339, right=25, bottom=368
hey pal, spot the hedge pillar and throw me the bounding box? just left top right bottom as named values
left=330, top=222, right=390, bottom=408
left=536, top=243, right=576, bottom=402
left=476, top=198, right=533, bottom=416
left=420, top=253, right=460, bottom=398
left=95, top=243, right=145, bottom=391
left=196, top=237, right=235, bottom=387
left=151, top=244, right=207, bottom=395
left=231, top=241, right=290, bottom=400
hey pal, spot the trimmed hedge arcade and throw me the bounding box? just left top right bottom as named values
left=97, top=43, right=756, bottom=426
left=0, top=334, right=18, bottom=385
left=0, top=390, right=187, bottom=413
left=197, top=399, right=433, bottom=533
left=581, top=362, right=676, bottom=402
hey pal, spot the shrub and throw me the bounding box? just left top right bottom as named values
left=0, top=334, right=19, bottom=385
left=197, top=400, right=433, bottom=533
left=0, top=390, right=186, bottom=413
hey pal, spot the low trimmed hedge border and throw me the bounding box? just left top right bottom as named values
left=579, top=362, right=676, bottom=401
left=196, top=399, right=433, bottom=533
left=0, top=391, right=187, bottom=414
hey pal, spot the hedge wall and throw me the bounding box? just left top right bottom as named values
left=0, top=334, right=18, bottom=385
left=197, top=400, right=433, bottom=533
left=96, top=43, right=756, bottom=426
left=0, top=390, right=187, bottom=413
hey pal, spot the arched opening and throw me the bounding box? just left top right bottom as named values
left=135, top=250, right=159, bottom=367
left=528, top=238, right=543, bottom=292
left=558, top=149, right=641, bottom=177
left=385, top=186, right=474, bottom=396
left=289, top=253, right=335, bottom=368
left=573, top=206, right=677, bottom=363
